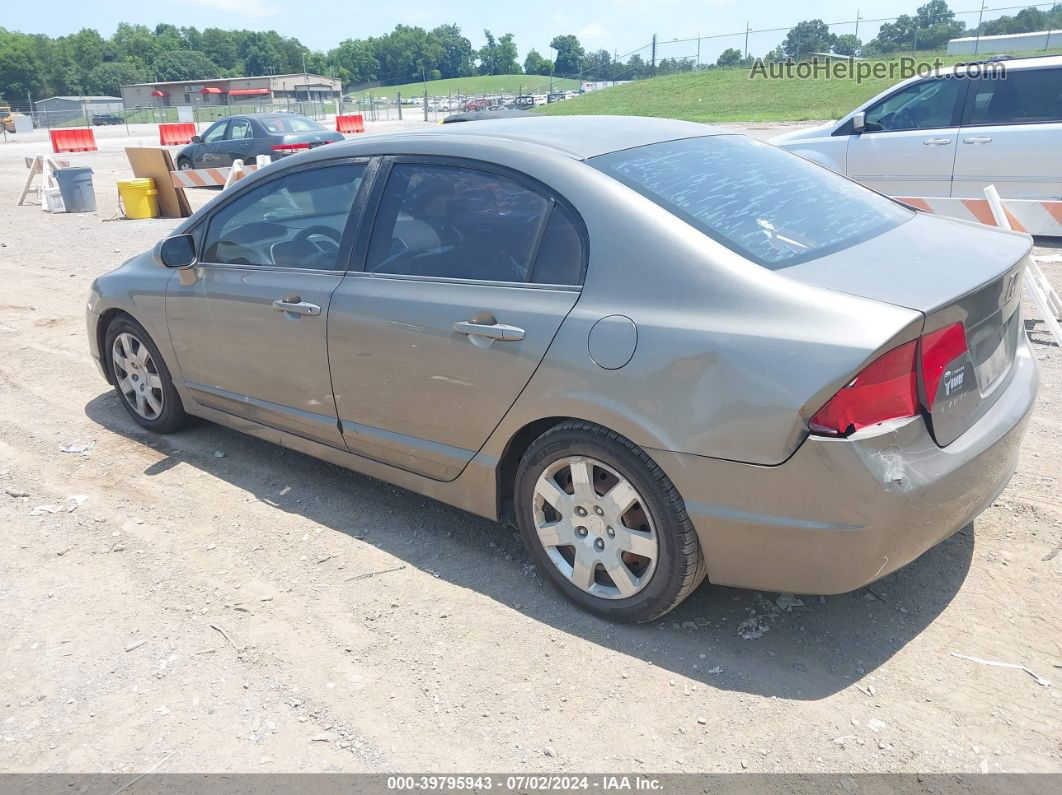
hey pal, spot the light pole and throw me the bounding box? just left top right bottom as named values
left=975, top=2, right=989, bottom=55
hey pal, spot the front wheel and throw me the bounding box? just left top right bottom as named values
left=177, top=157, right=193, bottom=171
left=514, top=421, right=706, bottom=623
left=104, top=315, right=188, bottom=434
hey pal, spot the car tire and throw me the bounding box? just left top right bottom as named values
left=177, top=157, right=193, bottom=171
left=514, top=421, right=706, bottom=623
left=104, top=315, right=188, bottom=434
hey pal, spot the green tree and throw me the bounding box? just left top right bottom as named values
left=432, top=24, right=475, bottom=78
left=85, top=61, right=147, bottom=96
left=783, top=19, right=837, bottom=58
left=716, top=47, right=743, bottom=67
left=152, top=50, right=219, bottom=81
left=833, top=34, right=862, bottom=56
left=329, top=38, right=379, bottom=84
left=523, top=49, right=553, bottom=76
left=478, top=30, right=520, bottom=75
left=549, top=34, right=584, bottom=76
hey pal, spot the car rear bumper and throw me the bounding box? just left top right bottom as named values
left=648, top=338, right=1038, bottom=595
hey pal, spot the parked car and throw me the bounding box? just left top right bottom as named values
left=441, top=109, right=535, bottom=123
left=773, top=54, right=1062, bottom=202
left=175, top=113, right=343, bottom=170
left=91, top=113, right=123, bottom=126
left=87, top=116, right=1037, bottom=622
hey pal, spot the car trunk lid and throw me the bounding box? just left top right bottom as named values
left=780, top=211, right=1031, bottom=445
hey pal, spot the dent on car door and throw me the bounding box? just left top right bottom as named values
left=846, top=77, right=965, bottom=197
left=952, top=67, right=1062, bottom=199
left=327, top=160, right=587, bottom=481
left=165, top=160, right=369, bottom=447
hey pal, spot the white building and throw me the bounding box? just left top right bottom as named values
left=947, top=29, right=1062, bottom=55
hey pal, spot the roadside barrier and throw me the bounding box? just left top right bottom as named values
left=169, top=156, right=269, bottom=191
left=159, top=123, right=197, bottom=146
left=896, top=195, right=1062, bottom=237
left=49, top=128, right=97, bottom=153
left=336, top=114, right=365, bottom=134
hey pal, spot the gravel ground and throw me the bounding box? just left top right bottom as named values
left=0, top=120, right=1059, bottom=775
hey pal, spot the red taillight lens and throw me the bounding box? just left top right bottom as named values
left=271, top=142, right=312, bottom=153
left=919, top=322, right=968, bottom=404
left=809, top=341, right=919, bottom=436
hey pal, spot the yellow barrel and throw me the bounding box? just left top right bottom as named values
left=118, top=177, right=159, bottom=220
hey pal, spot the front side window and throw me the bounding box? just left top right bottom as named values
left=202, top=163, right=365, bottom=270
left=590, top=135, right=912, bottom=268
left=201, top=121, right=229, bottom=143
left=864, top=78, right=963, bottom=132
left=964, top=68, right=1062, bottom=125
left=366, top=163, right=551, bottom=282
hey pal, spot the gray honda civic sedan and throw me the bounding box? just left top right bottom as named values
left=87, top=116, right=1038, bottom=622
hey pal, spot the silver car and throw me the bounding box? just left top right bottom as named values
left=87, top=116, right=1038, bottom=622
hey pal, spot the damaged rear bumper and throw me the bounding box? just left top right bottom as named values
left=649, top=339, right=1038, bottom=595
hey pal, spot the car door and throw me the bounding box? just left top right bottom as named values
left=952, top=66, right=1062, bottom=200
left=196, top=119, right=231, bottom=167
left=219, top=116, right=255, bottom=166
left=327, top=158, right=587, bottom=481
left=166, top=159, right=370, bottom=447
left=846, top=76, right=966, bottom=197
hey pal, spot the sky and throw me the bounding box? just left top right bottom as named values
left=3, top=0, right=1037, bottom=64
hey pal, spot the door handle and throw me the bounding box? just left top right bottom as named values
left=963, top=136, right=993, bottom=144
left=452, top=320, right=525, bottom=341
left=272, top=298, right=321, bottom=316
left=922, top=137, right=952, bottom=146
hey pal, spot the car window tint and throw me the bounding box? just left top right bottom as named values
left=531, top=205, right=585, bottom=285
left=202, top=164, right=365, bottom=270
left=366, top=163, right=550, bottom=282
left=229, top=119, right=253, bottom=139
left=202, top=121, right=228, bottom=143
left=965, top=69, right=1062, bottom=125
left=260, top=115, right=326, bottom=134
left=590, top=135, right=912, bottom=268
left=864, top=78, right=962, bottom=131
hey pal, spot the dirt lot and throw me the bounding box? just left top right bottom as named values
left=0, top=120, right=1060, bottom=775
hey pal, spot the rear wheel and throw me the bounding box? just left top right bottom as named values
left=514, top=421, right=706, bottom=623
left=104, top=315, right=188, bottom=434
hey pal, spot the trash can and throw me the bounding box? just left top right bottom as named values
left=117, top=178, right=159, bottom=219
left=55, top=167, right=96, bottom=213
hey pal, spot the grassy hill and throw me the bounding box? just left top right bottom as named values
left=536, top=52, right=1061, bottom=122
left=346, top=74, right=580, bottom=101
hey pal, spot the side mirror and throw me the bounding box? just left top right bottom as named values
left=154, top=234, right=197, bottom=269
left=852, top=111, right=866, bottom=134
left=190, top=135, right=202, bottom=144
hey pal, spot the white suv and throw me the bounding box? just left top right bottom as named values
left=773, top=55, right=1062, bottom=202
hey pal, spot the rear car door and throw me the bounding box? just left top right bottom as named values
left=166, top=159, right=370, bottom=447
left=327, top=158, right=587, bottom=480
left=846, top=76, right=965, bottom=197
left=952, top=65, right=1062, bottom=199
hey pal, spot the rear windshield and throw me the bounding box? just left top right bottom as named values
left=589, top=135, right=912, bottom=268
left=260, top=115, right=326, bottom=134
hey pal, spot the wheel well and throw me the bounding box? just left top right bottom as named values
left=96, top=308, right=131, bottom=384
left=496, top=416, right=575, bottom=521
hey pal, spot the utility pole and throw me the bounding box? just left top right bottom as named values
left=854, top=10, right=862, bottom=42
left=397, top=91, right=402, bottom=120
left=744, top=22, right=751, bottom=61
left=974, top=1, right=988, bottom=55
left=650, top=34, right=657, bottom=77
left=696, top=34, right=701, bottom=67
left=422, top=66, right=429, bottom=121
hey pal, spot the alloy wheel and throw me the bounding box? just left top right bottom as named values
left=112, top=332, right=164, bottom=421
left=532, top=455, right=658, bottom=599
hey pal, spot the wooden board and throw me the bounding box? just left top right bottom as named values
left=124, top=147, right=192, bottom=218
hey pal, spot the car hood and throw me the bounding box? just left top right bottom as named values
left=771, top=122, right=838, bottom=145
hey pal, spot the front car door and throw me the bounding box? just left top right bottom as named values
left=327, top=158, right=587, bottom=480
left=166, top=159, right=370, bottom=447
left=952, top=65, right=1062, bottom=199
left=195, top=119, right=231, bottom=168
left=846, top=76, right=966, bottom=197
left=220, top=116, right=255, bottom=166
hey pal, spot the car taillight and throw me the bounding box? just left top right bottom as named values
left=809, top=341, right=919, bottom=436
left=919, top=322, right=968, bottom=404
left=272, top=142, right=311, bottom=153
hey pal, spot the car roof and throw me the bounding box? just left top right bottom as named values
left=323, top=115, right=724, bottom=160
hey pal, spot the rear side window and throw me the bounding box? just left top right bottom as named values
left=531, top=205, right=585, bottom=285
left=260, top=115, right=326, bottom=134
left=590, top=135, right=912, bottom=268
left=366, top=163, right=551, bottom=282
left=964, top=68, right=1062, bottom=125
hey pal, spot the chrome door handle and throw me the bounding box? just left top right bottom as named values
left=272, top=298, right=321, bottom=316
left=963, top=136, right=993, bottom=144
left=452, top=320, right=525, bottom=341
left=923, top=137, right=952, bottom=146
